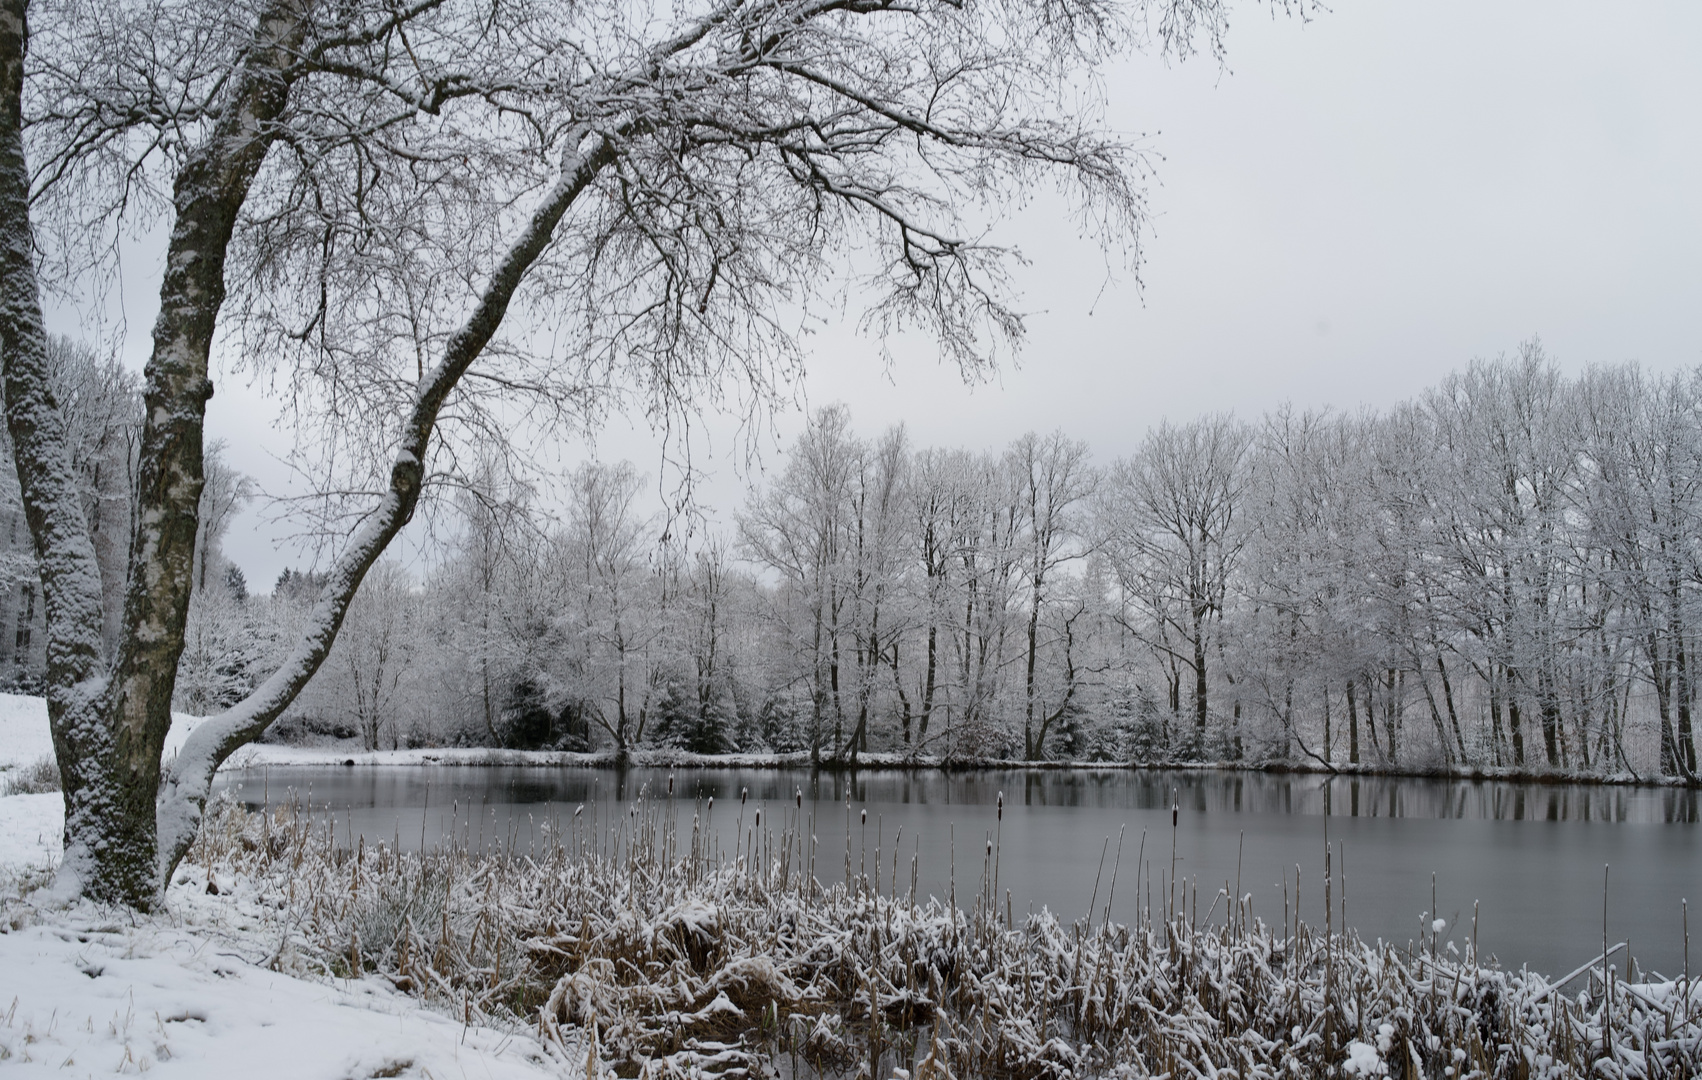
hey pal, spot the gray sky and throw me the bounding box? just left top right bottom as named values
left=50, top=1, right=1702, bottom=588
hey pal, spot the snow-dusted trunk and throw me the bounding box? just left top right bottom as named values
left=155, top=132, right=615, bottom=887
left=0, top=0, right=114, bottom=898
left=53, top=0, right=308, bottom=909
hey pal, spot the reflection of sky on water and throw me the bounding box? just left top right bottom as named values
left=216, top=765, right=1701, bottom=979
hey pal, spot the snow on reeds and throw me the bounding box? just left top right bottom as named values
left=188, top=791, right=1700, bottom=1080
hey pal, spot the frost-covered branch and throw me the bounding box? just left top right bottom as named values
left=158, top=131, right=616, bottom=883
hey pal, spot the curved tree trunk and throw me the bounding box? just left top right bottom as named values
left=157, top=131, right=616, bottom=888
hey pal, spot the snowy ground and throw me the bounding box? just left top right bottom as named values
left=0, top=693, right=211, bottom=776
left=0, top=694, right=573, bottom=1079
left=0, top=907, right=568, bottom=1077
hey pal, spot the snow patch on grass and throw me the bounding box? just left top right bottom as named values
left=0, top=792, right=61, bottom=894
left=0, top=694, right=54, bottom=773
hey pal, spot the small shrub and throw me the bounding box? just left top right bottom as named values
left=2, top=754, right=60, bottom=796
left=0, top=671, right=45, bottom=697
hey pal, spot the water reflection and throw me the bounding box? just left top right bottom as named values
left=591, top=768, right=1702, bottom=825
left=215, top=764, right=1701, bottom=978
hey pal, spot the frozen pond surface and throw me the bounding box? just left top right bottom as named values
left=215, top=765, right=1701, bottom=979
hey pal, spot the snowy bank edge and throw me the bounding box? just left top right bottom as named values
left=3, top=692, right=1689, bottom=788
left=225, top=743, right=1691, bottom=788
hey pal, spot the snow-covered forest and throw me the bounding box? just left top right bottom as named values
left=9, top=342, right=1700, bottom=778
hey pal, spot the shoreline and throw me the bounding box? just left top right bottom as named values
left=5, top=785, right=1695, bottom=1077
left=226, top=741, right=1702, bottom=789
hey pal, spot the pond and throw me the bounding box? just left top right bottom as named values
left=214, top=765, right=1702, bottom=980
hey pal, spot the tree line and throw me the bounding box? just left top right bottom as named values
left=113, top=342, right=1691, bottom=780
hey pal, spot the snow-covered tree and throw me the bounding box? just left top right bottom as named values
left=553, top=461, right=661, bottom=756
left=1008, top=431, right=1096, bottom=759
left=1099, top=415, right=1253, bottom=759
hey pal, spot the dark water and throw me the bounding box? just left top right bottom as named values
left=214, top=765, right=1702, bottom=979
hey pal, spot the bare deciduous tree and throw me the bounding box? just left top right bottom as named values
left=1009, top=430, right=1095, bottom=758
left=1100, top=415, right=1251, bottom=758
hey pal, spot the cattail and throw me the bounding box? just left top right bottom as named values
left=997, top=791, right=1004, bottom=821
left=755, top=808, right=762, bottom=828
left=796, top=789, right=803, bottom=810
left=861, top=809, right=867, bottom=825
left=668, top=774, right=675, bottom=795
left=741, top=787, right=748, bottom=805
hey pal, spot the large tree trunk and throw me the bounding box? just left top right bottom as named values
left=1, top=0, right=309, bottom=908
left=0, top=0, right=111, bottom=899
left=89, top=1, right=307, bottom=908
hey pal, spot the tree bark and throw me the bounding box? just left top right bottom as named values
left=10, top=0, right=308, bottom=907
left=1191, top=615, right=1208, bottom=758
left=0, top=0, right=112, bottom=900
left=1345, top=679, right=1359, bottom=765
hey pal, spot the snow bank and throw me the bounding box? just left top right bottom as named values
left=0, top=914, right=567, bottom=1078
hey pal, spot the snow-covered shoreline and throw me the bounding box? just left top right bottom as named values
left=0, top=900, right=570, bottom=1078
left=0, top=808, right=572, bottom=1079
left=0, top=692, right=573, bottom=1078
left=5, top=690, right=1690, bottom=791
left=222, top=740, right=1694, bottom=791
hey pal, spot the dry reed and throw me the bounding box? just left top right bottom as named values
left=188, top=791, right=1701, bottom=1080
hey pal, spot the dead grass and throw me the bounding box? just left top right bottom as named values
left=1, top=755, right=59, bottom=796
left=188, top=793, right=1701, bottom=1080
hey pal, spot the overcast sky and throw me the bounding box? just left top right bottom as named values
left=49, top=1, right=1702, bottom=589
